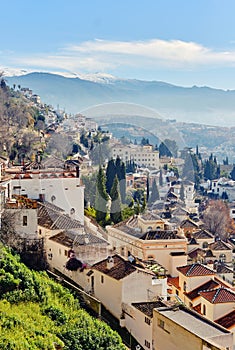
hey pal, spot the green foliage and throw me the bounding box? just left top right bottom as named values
left=149, top=179, right=160, bottom=203
left=110, top=175, right=123, bottom=224
left=95, top=166, right=109, bottom=223
left=0, top=246, right=125, bottom=350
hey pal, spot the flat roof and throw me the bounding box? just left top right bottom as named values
left=157, top=307, right=230, bottom=339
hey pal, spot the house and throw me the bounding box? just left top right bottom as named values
left=123, top=301, right=166, bottom=350
left=89, top=255, right=168, bottom=322
left=106, top=214, right=187, bottom=276
left=180, top=218, right=199, bottom=237
left=10, top=163, right=84, bottom=224
left=153, top=305, right=233, bottom=350
left=199, top=287, right=235, bottom=322
left=208, top=240, right=234, bottom=267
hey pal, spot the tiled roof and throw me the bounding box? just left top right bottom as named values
left=177, top=263, right=215, bottom=277
left=132, top=301, right=165, bottom=317
left=193, top=303, right=202, bottom=315
left=49, top=231, right=108, bottom=247
left=38, top=202, right=83, bottom=230
left=168, top=277, right=180, bottom=289
left=200, top=287, right=235, bottom=304
left=186, top=280, right=220, bottom=301
left=215, top=310, right=235, bottom=329
left=193, top=229, right=214, bottom=240
left=92, top=255, right=136, bottom=280
left=141, top=230, right=181, bottom=240
left=180, top=218, right=198, bottom=228
left=188, top=248, right=204, bottom=260
left=208, top=240, right=232, bottom=251
left=215, top=263, right=233, bottom=274
left=140, top=212, right=164, bottom=221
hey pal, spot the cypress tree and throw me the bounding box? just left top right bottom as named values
left=119, top=162, right=126, bottom=203
left=95, top=166, right=109, bottom=223
left=146, top=176, right=150, bottom=202
left=149, top=179, right=160, bottom=203
left=110, top=175, right=123, bottom=224
left=159, top=169, right=163, bottom=187
left=106, top=158, right=116, bottom=194
left=180, top=182, right=185, bottom=201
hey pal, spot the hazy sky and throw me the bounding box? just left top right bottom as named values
left=2, top=0, right=235, bottom=89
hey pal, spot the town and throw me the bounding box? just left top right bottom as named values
left=0, top=80, right=235, bottom=350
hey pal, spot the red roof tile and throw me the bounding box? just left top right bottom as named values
left=92, top=255, right=136, bottom=280
left=177, top=263, right=215, bottom=277
left=193, top=303, right=202, bottom=315
left=168, top=277, right=180, bottom=289
left=186, top=280, right=220, bottom=301
left=215, top=310, right=235, bottom=329
left=200, top=287, right=235, bottom=304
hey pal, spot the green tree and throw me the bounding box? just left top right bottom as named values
left=106, top=158, right=116, bottom=194
left=110, top=175, right=123, bottom=224
left=149, top=179, right=160, bottom=203
left=230, top=165, right=235, bottom=180
left=159, top=169, right=163, bottom=186
left=180, top=182, right=185, bottom=201
left=95, top=166, right=109, bottom=224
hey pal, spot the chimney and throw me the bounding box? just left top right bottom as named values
left=106, top=256, right=114, bottom=269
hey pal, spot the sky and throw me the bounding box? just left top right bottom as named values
left=2, top=0, right=235, bottom=89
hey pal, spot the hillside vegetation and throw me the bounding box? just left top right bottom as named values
left=0, top=245, right=125, bottom=350
left=0, top=76, right=45, bottom=163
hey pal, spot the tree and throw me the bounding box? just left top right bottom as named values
left=230, top=165, right=235, bottom=180
left=159, top=169, right=163, bottom=186
left=110, top=175, right=123, bottom=224
left=115, top=156, right=126, bottom=203
left=180, top=183, right=185, bottom=201
left=106, top=158, right=116, bottom=195
left=146, top=176, right=150, bottom=202
left=202, top=200, right=233, bottom=240
left=95, top=166, right=109, bottom=224
left=149, top=179, right=160, bottom=203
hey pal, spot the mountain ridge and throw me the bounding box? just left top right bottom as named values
left=6, top=72, right=235, bottom=126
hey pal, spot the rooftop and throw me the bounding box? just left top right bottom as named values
left=156, top=305, right=231, bottom=339
left=177, top=263, right=215, bottom=277
left=186, top=280, right=220, bottom=301
left=92, top=255, right=139, bottom=280
left=215, top=310, right=235, bottom=329
left=132, top=301, right=165, bottom=317
left=200, top=287, right=235, bottom=304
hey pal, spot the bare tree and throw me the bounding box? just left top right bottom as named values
left=202, top=200, right=234, bottom=240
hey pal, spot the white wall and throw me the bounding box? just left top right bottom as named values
left=11, top=176, right=84, bottom=224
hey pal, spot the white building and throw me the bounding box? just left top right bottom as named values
left=111, top=143, right=159, bottom=169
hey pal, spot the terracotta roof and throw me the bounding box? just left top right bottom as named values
left=215, top=310, right=235, bottom=329
left=186, top=280, right=220, bottom=301
left=168, top=276, right=180, bottom=289
left=177, top=263, right=215, bottom=277
left=193, top=229, right=214, bottom=240
left=208, top=240, right=232, bottom=251
left=200, top=287, right=235, bottom=304
left=193, top=303, right=202, bottom=315
left=92, top=255, right=136, bottom=280
left=180, top=218, right=198, bottom=228
left=216, top=263, right=233, bottom=274
left=132, top=301, right=165, bottom=317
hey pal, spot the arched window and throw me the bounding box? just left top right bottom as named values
left=70, top=207, right=75, bottom=215
left=202, top=242, right=208, bottom=249
left=183, top=281, right=187, bottom=292
left=147, top=226, right=152, bottom=231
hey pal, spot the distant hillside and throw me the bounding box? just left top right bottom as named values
left=7, top=72, right=235, bottom=126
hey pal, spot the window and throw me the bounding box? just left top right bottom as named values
left=202, top=242, right=208, bottom=249
left=203, top=304, right=206, bottom=315
left=23, top=215, right=27, bottom=226
left=183, top=281, right=187, bottom=292
left=144, top=340, right=150, bottom=348
left=101, top=275, right=104, bottom=284
left=145, top=317, right=151, bottom=325
left=158, top=319, right=165, bottom=329
left=219, top=253, right=226, bottom=263
left=39, top=229, right=42, bottom=235
left=64, top=250, right=68, bottom=257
